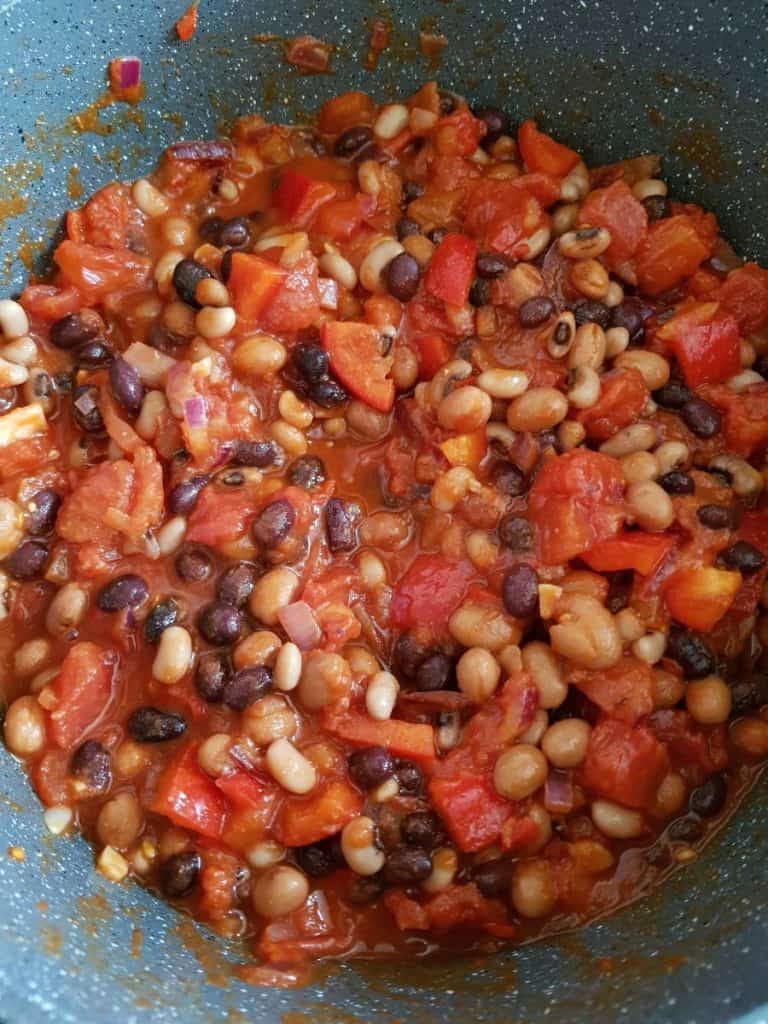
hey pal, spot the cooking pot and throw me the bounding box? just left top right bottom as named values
left=1, top=2, right=767, bottom=1021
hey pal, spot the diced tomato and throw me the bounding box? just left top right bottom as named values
left=227, top=252, right=286, bottom=321
left=664, top=567, right=742, bottom=631
left=499, top=815, right=540, bottom=852
left=657, top=301, right=740, bottom=388
left=428, top=773, right=512, bottom=852
left=19, top=283, right=82, bottom=321
left=571, top=657, right=655, bottom=724
left=273, top=169, right=337, bottom=226
left=32, top=751, right=71, bottom=807
left=576, top=367, right=649, bottom=442
left=215, top=771, right=277, bottom=814
left=582, top=718, right=668, bottom=809
left=648, top=710, right=725, bottom=774
left=48, top=642, right=115, bottom=749
left=321, top=320, right=394, bottom=412
left=635, top=214, right=713, bottom=296
left=175, top=0, right=198, bottom=40
left=528, top=449, right=625, bottom=566
left=439, top=429, right=487, bottom=470
left=390, top=553, right=475, bottom=634
left=581, top=531, right=676, bottom=576
left=260, top=251, right=321, bottom=333
left=152, top=744, right=228, bottom=839
left=518, top=120, right=580, bottom=176
left=425, top=233, right=478, bottom=307
left=577, top=180, right=647, bottom=267
left=414, top=333, right=451, bottom=379
left=318, top=91, right=375, bottom=134
left=54, top=240, right=152, bottom=303
left=324, top=711, right=436, bottom=765
left=464, top=178, right=546, bottom=256
left=273, top=778, right=363, bottom=847
left=186, top=482, right=256, bottom=549
left=434, top=109, right=486, bottom=157
left=716, top=263, right=768, bottom=334
left=313, top=193, right=376, bottom=241
left=512, top=173, right=563, bottom=209
left=699, top=382, right=768, bottom=458
left=77, top=183, right=139, bottom=249
left=385, top=883, right=512, bottom=936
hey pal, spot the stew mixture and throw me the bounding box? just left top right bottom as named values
left=2, top=82, right=768, bottom=984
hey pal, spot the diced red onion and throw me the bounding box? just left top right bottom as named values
left=183, top=396, right=208, bottom=429
left=114, top=56, right=141, bottom=89
left=544, top=769, right=574, bottom=814
left=278, top=601, right=321, bottom=650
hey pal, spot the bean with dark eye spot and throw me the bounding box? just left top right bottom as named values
left=252, top=498, right=295, bottom=548
left=72, top=384, right=105, bottom=434
left=681, top=398, right=721, bottom=438
left=689, top=774, right=727, bottom=818
left=386, top=252, right=420, bottom=302
left=652, top=380, right=693, bottom=409
left=394, top=758, right=423, bottom=794
left=519, top=296, right=555, bottom=328
left=334, top=125, right=373, bottom=158
left=96, top=573, right=149, bottom=611
left=175, top=545, right=214, bottom=584
left=198, top=602, right=242, bottom=645
left=160, top=850, right=201, bottom=897
left=172, top=258, right=214, bottom=307
left=70, top=739, right=112, bottom=795
left=414, top=652, right=453, bottom=692
left=128, top=706, right=187, bottom=743
left=144, top=598, right=179, bottom=644
left=502, top=564, right=539, bottom=618
left=491, top=461, right=526, bottom=497
left=231, top=440, right=282, bottom=468
left=0, top=387, right=17, bottom=413
left=697, top=504, right=734, bottom=529
left=293, top=343, right=329, bottom=383
left=109, top=357, right=144, bottom=415
left=402, top=180, right=424, bottom=204
left=325, top=498, right=356, bottom=552
left=716, top=540, right=766, bottom=576
left=473, top=859, right=512, bottom=897
left=383, top=847, right=432, bottom=885
left=659, top=470, right=695, bottom=495
left=25, top=488, right=61, bottom=536
left=309, top=377, right=348, bottom=408
left=51, top=311, right=100, bottom=350
left=222, top=665, right=272, bottom=710
left=666, top=627, right=714, bottom=679
left=498, top=514, right=533, bottom=551
left=348, top=746, right=395, bottom=789
left=288, top=455, right=326, bottom=489
left=473, top=105, right=509, bottom=145
left=168, top=474, right=209, bottom=516
left=217, top=562, right=259, bottom=607
left=401, top=812, right=442, bottom=848
left=396, top=217, right=421, bottom=240
left=573, top=299, right=610, bottom=329
left=75, top=341, right=113, bottom=369
left=195, top=652, right=230, bottom=702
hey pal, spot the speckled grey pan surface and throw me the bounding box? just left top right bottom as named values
left=1, top=1, right=768, bottom=1022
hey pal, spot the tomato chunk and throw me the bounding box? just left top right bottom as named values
left=321, top=320, right=395, bottom=412
left=518, top=120, right=580, bottom=176
left=571, top=657, right=655, bottom=725
left=425, top=233, right=478, bottom=306
left=227, top=252, right=286, bottom=321
left=414, top=333, right=452, bottom=379
left=273, top=169, right=337, bottom=226
left=581, top=531, right=675, bottom=576
left=390, top=554, right=475, bottom=633
left=152, top=745, right=228, bottom=839
left=324, top=711, right=436, bottom=765
left=716, top=263, right=768, bottom=334
left=699, top=382, right=768, bottom=458
left=657, top=301, right=740, bottom=388
left=576, top=368, right=648, bottom=442
left=273, top=778, right=363, bottom=847
left=439, top=429, right=487, bottom=470
left=577, top=180, right=647, bottom=267
left=582, top=719, right=668, bottom=809
left=428, top=773, right=512, bottom=853
left=260, top=251, right=321, bottom=333
left=664, top=567, right=742, bottom=631
left=49, top=642, right=115, bottom=749
left=636, top=214, right=713, bottom=296
left=54, top=240, right=152, bottom=303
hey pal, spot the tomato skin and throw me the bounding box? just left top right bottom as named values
left=49, top=642, right=115, bottom=749
left=273, top=169, right=337, bottom=226
left=186, top=483, right=257, bottom=549
left=428, top=774, right=512, bottom=853
left=321, top=320, right=395, bottom=412
left=273, top=778, right=363, bottom=847
left=77, top=182, right=139, bottom=249
left=318, top=91, right=375, bottom=134
left=635, top=214, right=713, bottom=295
left=152, top=744, right=229, bottom=839
left=227, top=252, right=286, bottom=321
left=571, top=657, right=655, bottom=724
left=53, top=240, right=152, bottom=303
left=518, top=120, right=580, bottom=176
left=425, top=233, right=478, bottom=306
left=390, top=554, right=475, bottom=633
left=657, top=301, right=740, bottom=388
left=576, top=367, right=648, bottom=442
left=581, top=531, right=675, bottom=576
left=577, top=180, right=647, bottom=266
left=664, top=567, right=742, bottom=631
left=582, top=718, right=669, bottom=809
left=528, top=449, right=625, bottom=566
left=716, top=262, right=768, bottom=334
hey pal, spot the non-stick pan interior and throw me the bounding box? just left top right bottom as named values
left=1, top=2, right=767, bottom=1021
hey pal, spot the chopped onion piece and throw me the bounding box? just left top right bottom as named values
left=278, top=601, right=321, bottom=650
left=183, top=396, right=208, bottom=429
left=544, top=769, right=574, bottom=814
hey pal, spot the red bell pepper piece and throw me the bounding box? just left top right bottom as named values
left=227, top=252, right=286, bottom=321
left=518, top=120, right=580, bottom=176
left=215, top=770, right=277, bottom=813
left=273, top=169, right=337, bottom=226
left=324, top=711, right=436, bottom=765
left=273, top=778, right=363, bottom=847
left=428, top=774, right=512, bottom=853
left=390, top=553, right=475, bottom=634
left=320, top=320, right=395, bottom=412
left=635, top=214, right=712, bottom=295
left=175, top=1, right=199, bottom=41
left=582, top=719, right=669, bottom=810
left=664, top=566, right=742, bottom=631
left=656, top=301, right=741, bottom=388
left=581, top=531, right=676, bottom=576
left=414, top=333, right=451, bottom=379
left=49, top=642, right=115, bottom=749
left=313, top=193, right=376, bottom=241
left=425, top=233, right=478, bottom=306
left=152, top=745, right=229, bottom=839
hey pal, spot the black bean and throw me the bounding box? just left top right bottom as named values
left=72, top=384, right=105, bottom=434
left=309, top=377, right=348, bottom=407
left=667, top=816, right=704, bottom=842
left=681, top=398, right=721, bottom=438
left=70, top=739, right=112, bottom=795
left=393, top=633, right=429, bottom=679
left=128, top=706, right=187, bottom=743
left=348, top=746, right=395, bottom=789
left=172, top=258, right=214, bottom=307
left=609, top=299, right=648, bottom=343
left=438, top=91, right=457, bottom=115
left=659, top=470, right=695, bottom=495
left=473, top=859, right=512, bottom=897
left=349, top=875, right=385, bottom=904
left=218, top=216, right=249, bottom=248
left=288, top=455, right=326, bottom=489
left=473, top=105, right=508, bottom=145
left=220, top=249, right=234, bottom=282
left=697, top=504, right=733, bottom=530
left=24, top=488, right=61, bottom=536
left=754, top=354, right=768, bottom=380
left=394, top=758, right=423, bottom=794
left=222, top=665, right=272, bottom=710
left=293, top=343, right=329, bottom=383
left=386, top=252, right=420, bottom=303
left=252, top=498, right=295, bottom=548
left=0, top=387, right=17, bottom=413
left=643, top=195, right=671, bottom=222
left=401, top=812, right=442, bottom=848
left=168, top=474, right=209, bottom=516
left=402, top=179, right=425, bottom=203
left=195, top=652, right=230, bottom=702
left=94, top=573, right=148, bottom=612
left=198, top=602, right=243, bottom=645
left=689, top=774, right=727, bottom=818
left=730, top=674, right=768, bottom=715
left=573, top=299, right=610, bottom=329
left=653, top=380, right=693, bottom=409
left=175, top=545, right=214, bottom=583
left=51, top=312, right=100, bottom=350
left=498, top=514, right=533, bottom=551
left=666, top=627, right=714, bottom=679
left=502, top=564, right=539, bottom=618
left=147, top=323, right=184, bottom=353
left=144, top=599, right=179, bottom=644
left=717, top=540, right=766, bottom=576
left=334, top=125, right=373, bottom=158
left=383, top=847, right=432, bottom=885
left=414, top=652, right=452, bottom=692
left=200, top=216, right=224, bottom=243
left=108, top=357, right=144, bottom=416
left=427, top=227, right=447, bottom=246
left=294, top=836, right=343, bottom=877
left=396, top=217, right=421, bottom=240
left=476, top=252, right=509, bottom=280
left=468, top=278, right=490, bottom=307
left=491, top=461, right=526, bottom=497
left=325, top=498, right=356, bottom=552
left=217, top=562, right=259, bottom=607
left=518, top=296, right=555, bottom=328
left=160, top=850, right=201, bottom=898
left=75, top=340, right=113, bottom=369
left=605, top=570, right=633, bottom=614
